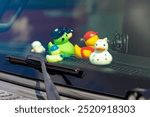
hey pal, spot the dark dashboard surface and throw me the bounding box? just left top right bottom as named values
left=1, top=48, right=150, bottom=98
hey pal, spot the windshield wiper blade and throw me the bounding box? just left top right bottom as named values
left=6, top=55, right=83, bottom=78
left=27, top=55, right=60, bottom=100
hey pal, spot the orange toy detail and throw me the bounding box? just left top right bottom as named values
left=75, top=45, right=94, bottom=59
left=75, top=31, right=100, bottom=59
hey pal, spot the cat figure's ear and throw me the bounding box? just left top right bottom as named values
left=103, top=37, right=108, bottom=42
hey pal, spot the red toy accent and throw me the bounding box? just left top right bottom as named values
left=81, top=46, right=94, bottom=59
left=83, top=31, right=98, bottom=41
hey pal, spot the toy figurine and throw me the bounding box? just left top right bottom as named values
left=31, top=41, right=45, bottom=53
left=46, top=44, right=63, bottom=63
left=48, top=27, right=74, bottom=57
left=75, top=31, right=99, bottom=59
left=84, top=31, right=100, bottom=47
left=89, top=38, right=113, bottom=65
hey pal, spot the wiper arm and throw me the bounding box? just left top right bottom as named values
left=7, top=55, right=60, bottom=100
left=27, top=55, right=60, bottom=100
left=6, top=55, right=83, bottom=99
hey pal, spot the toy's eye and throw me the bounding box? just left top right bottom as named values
left=96, top=44, right=98, bottom=46
left=62, top=38, right=65, bottom=41
left=103, top=44, right=106, bottom=46
left=60, top=54, right=63, bottom=58
left=66, top=34, right=68, bottom=37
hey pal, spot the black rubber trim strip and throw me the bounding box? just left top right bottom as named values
left=6, top=55, right=84, bottom=78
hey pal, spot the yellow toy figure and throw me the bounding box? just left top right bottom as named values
left=75, top=31, right=99, bottom=59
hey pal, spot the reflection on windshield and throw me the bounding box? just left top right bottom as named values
left=0, top=0, right=124, bottom=42
left=0, top=0, right=150, bottom=69
left=11, top=17, right=33, bottom=42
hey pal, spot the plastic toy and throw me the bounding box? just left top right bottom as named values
left=84, top=31, right=100, bottom=46
left=48, top=27, right=74, bottom=57
left=74, top=45, right=94, bottom=59
left=75, top=31, right=99, bottom=59
left=31, top=41, right=45, bottom=53
left=89, top=38, right=113, bottom=65
left=46, top=44, right=63, bottom=63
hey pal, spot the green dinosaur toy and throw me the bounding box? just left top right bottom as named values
left=48, top=27, right=74, bottom=57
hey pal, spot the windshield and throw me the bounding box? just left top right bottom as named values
left=0, top=0, right=150, bottom=79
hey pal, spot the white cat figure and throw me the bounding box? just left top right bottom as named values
left=89, top=38, right=112, bottom=65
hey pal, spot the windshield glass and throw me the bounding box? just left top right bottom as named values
left=0, top=0, right=150, bottom=79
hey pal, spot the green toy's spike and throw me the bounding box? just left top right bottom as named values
left=48, top=42, right=53, bottom=53
left=48, top=42, right=53, bottom=47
